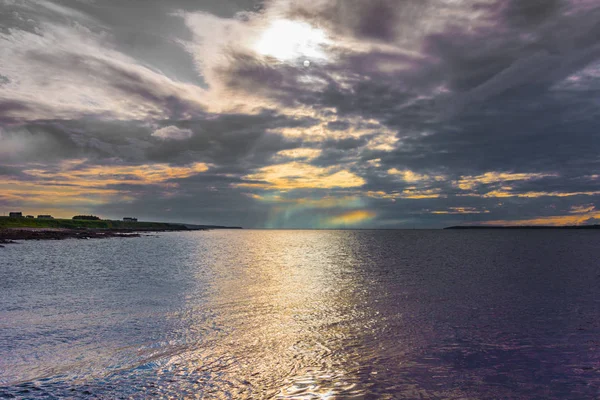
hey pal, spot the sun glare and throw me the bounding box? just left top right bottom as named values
left=254, top=19, right=330, bottom=62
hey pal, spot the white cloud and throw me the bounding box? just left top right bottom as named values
left=152, top=126, right=194, bottom=141
left=0, top=12, right=207, bottom=121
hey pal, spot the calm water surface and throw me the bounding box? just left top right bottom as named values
left=1, top=230, right=600, bottom=399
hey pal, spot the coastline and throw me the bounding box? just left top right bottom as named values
left=0, top=226, right=193, bottom=246
left=0, top=228, right=142, bottom=246
left=444, top=225, right=600, bottom=230
left=0, top=217, right=242, bottom=246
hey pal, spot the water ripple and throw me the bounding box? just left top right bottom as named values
left=2, top=230, right=600, bottom=398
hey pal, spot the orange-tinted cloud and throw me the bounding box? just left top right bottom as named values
left=388, top=169, right=445, bottom=183
left=367, top=189, right=445, bottom=200
left=480, top=212, right=600, bottom=227
left=326, top=210, right=376, bottom=227
left=22, top=160, right=210, bottom=187
left=0, top=160, right=211, bottom=216
left=238, top=162, right=365, bottom=190
left=455, top=172, right=556, bottom=191
left=479, top=190, right=600, bottom=198
left=274, top=148, right=322, bottom=161
left=430, top=207, right=490, bottom=215
left=570, top=204, right=596, bottom=214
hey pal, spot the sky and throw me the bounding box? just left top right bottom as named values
left=1, top=0, right=600, bottom=228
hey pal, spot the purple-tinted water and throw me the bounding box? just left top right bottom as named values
left=1, top=230, right=600, bottom=399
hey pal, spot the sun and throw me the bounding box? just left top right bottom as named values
left=254, top=19, right=330, bottom=62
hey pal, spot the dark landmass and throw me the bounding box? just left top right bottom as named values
left=0, top=217, right=189, bottom=231
left=445, top=225, right=600, bottom=230
left=0, top=217, right=242, bottom=231
left=0, top=217, right=243, bottom=246
left=0, top=228, right=142, bottom=243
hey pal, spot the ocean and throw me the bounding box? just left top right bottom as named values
left=1, top=230, right=600, bottom=399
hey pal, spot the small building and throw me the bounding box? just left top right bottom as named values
left=9, top=212, right=23, bottom=218
left=26, top=215, right=35, bottom=219
left=37, top=215, right=54, bottom=219
left=123, top=217, right=138, bottom=222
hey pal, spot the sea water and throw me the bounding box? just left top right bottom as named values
left=1, top=230, right=600, bottom=399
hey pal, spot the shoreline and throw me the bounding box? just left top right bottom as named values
left=444, top=224, right=600, bottom=230
left=0, top=227, right=193, bottom=246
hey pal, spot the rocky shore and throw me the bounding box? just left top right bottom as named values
left=0, top=228, right=142, bottom=246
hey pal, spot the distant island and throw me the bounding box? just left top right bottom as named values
left=0, top=215, right=242, bottom=246
left=445, top=225, right=600, bottom=230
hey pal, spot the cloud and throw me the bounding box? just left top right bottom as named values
left=3, top=0, right=600, bottom=227
left=152, top=126, right=194, bottom=140
left=274, top=148, right=322, bottom=160
left=239, top=162, right=365, bottom=190
left=0, top=159, right=211, bottom=213
left=455, top=172, right=558, bottom=191
left=0, top=125, right=76, bottom=162
left=430, top=207, right=490, bottom=215
left=570, top=204, right=596, bottom=214
left=20, top=160, right=211, bottom=187
left=387, top=168, right=445, bottom=183
left=0, top=5, right=206, bottom=122
left=367, top=189, right=445, bottom=200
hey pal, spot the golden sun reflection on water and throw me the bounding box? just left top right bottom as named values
left=166, top=230, right=374, bottom=398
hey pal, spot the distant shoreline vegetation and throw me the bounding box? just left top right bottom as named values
left=72, top=215, right=101, bottom=220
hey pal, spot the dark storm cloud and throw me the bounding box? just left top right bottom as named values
left=0, top=101, right=31, bottom=124
left=497, top=0, right=564, bottom=28
left=1, top=120, right=148, bottom=162
left=325, top=120, right=351, bottom=131
left=145, top=111, right=316, bottom=168
left=511, top=175, right=600, bottom=195
left=283, top=0, right=428, bottom=43
left=378, top=90, right=600, bottom=177
left=308, top=136, right=375, bottom=168
left=353, top=0, right=399, bottom=42
left=0, top=122, right=84, bottom=162
left=2, top=110, right=317, bottom=168
left=0, top=165, right=24, bottom=177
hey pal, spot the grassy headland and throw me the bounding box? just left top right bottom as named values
left=0, top=217, right=188, bottom=231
